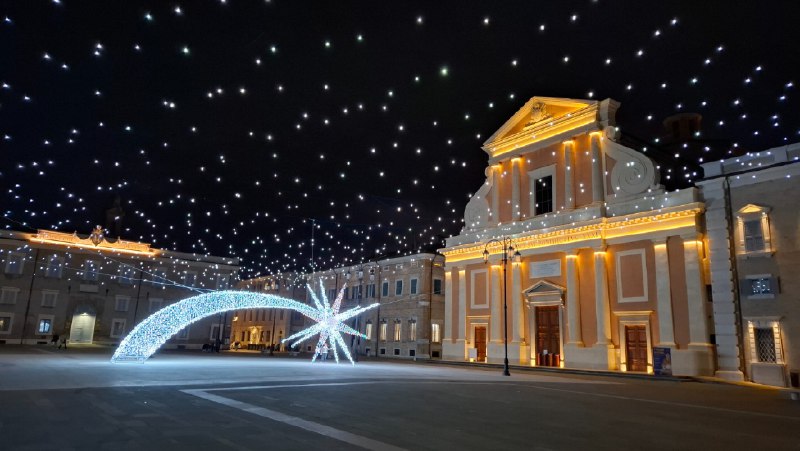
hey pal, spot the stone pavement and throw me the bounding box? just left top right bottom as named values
left=1, top=345, right=798, bottom=450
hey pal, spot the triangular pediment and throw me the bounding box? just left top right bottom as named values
left=738, top=203, right=770, bottom=214
left=523, top=280, right=565, bottom=296
left=483, top=96, right=597, bottom=149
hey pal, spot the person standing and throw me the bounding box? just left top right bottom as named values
left=58, top=336, right=67, bottom=349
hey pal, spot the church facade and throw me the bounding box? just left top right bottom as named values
left=440, top=97, right=715, bottom=375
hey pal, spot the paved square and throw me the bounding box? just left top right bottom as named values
left=1, top=346, right=797, bottom=450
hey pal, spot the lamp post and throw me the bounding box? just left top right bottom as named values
left=345, top=266, right=365, bottom=361
left=483, top=237, right=521, bottom=377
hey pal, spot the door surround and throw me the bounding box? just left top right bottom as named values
left=615, top=311, right=654, bottom=373
left=523, top=280, right=565, bottom=367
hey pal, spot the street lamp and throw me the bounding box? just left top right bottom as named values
left=483, top=237, right=521, bottom=377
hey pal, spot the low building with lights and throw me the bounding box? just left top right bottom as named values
left=0, top=227, right=239, bottom=348
left=440, top=97, right=714, bottom=376
left=233, top=273, right=307, bottom=350
left=699, top=142, right=800, bottom=387
left=238, top=254, right=446, bottom=358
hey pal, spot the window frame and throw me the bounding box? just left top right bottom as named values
left=0, top=313, right=13, bottom=334
left=736, top=204, right=773, bottom=257
left=395, top=279, right=403, bottom=296
left=110, top=318, right=127, bottom=338
left=0, top=287, right=20, bottom=305
left=433, top=278, right=443, bottom=295
left=410, top=278, right=419, bottom=295
left=115, top=295, right=131, bottom=312
left=82, top=259, right=99, bottom=282
left=37, top=315, right=54, bottom=335
left=45, top=254, right=64, bottom=279
left=41, top=290, right=58, bottom=308
left=528, top=165, right=557, bottom=217
left=4, top=252, right=25, bottom=275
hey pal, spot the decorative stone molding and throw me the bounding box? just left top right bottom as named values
left=603, top=126, right=662, bottom=202
left=463, top=166, right=494, bottom=231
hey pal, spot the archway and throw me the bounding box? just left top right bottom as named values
left=111, top=289, right=378, bottom=363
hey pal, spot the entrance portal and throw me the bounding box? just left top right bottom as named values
left=535, top=306, right=560, bottom=367
left=474, top=326, right=487, bottom=362
left=70, top=312, right=96, bottom=343
left=625, top=325, right=648, bottom=372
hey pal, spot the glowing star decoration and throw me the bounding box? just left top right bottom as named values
left=282, top=282, right=378, bottom=365
left=111, top=290, right=319, bottom=362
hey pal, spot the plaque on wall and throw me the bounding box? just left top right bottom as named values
left=530, top=259, right=561, bottom=278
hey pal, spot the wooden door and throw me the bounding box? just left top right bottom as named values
left=536, top=306, right=560, bottom=367
left=625, top=325, right=648, bottom=372
left=474, top=326, right=487, bottom=362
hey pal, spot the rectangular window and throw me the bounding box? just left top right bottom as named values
left=394, top=348, right=401, bottom=356
left=743, top=219, right=765, bottom=252
left=41, top=291, right=58, bottom=308
left=393, top=321, right=401, bottom=341
left=431, top=323, right=441, bottom=343
left=410, top=278, right=418, bottom=295
left=344, top=287, right=350, bottom=300
left=365, top=323, right=373, bottom=340
left=149, top=298, right=163, bottom=313
left=433, top=279, right=443, bottom=295
left=0, top=287, right=19, bottom=305
left=535, top=175, right=553, bottom=215
left=111, top=319, right=126, bottom=338
left=4, top=252, right=24, bottom=275
left=118, top=265, right=135, bottom=285
left=379, top=322, right=387, bottom=341
left=382, top=281, right=389, bottom=297
left=328, top=288, right=336, bottom=300
left=0, top=315, right=11, bottom=333
left=183, top=271, right=197, bottom=287
left=115, top=296, right=130, bottom=312
left=37, top=318, right=52, bottom=334
left=755, top=327, right=776, bottom=363
left=45, top=255, right=63, bottom=279
left=367, top=284, right=376, bottom=298
left=83, top=260, right=99, bottom=281
left=395, top=280, right=403, bottom=296
left=352, top=285, right=362, bottom=299
left=409, top=321, right=417, bottom=341
left=409, top=349, right=416, bottom=357
left=380, top=348, right=386, bottom=355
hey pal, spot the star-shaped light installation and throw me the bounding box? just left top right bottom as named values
left=283, top=282, right=378, bottom=365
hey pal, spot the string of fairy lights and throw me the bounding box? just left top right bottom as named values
left=1, top=1, right=798, bottom=279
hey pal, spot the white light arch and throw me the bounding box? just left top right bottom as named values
left=111, top=287, right=378, bottom=364
left=111, top=290, right=317, bottom=362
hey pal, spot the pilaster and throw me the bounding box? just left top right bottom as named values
left=564, top=141, right=575, bottom=210
left=653, top=238, right=676, bottom=346
left=590, top=133, right=605, bottom=204
left=565, top=251, right=583, bottom=345
left=490, top=265, right=502, bottom=343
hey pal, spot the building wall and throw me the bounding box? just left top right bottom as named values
left=0, top=230, right=238, bottom=348
left=236, top=254, right=445, bottom=359
left=700, top=147, right=800, bottom=387
left=442, top=96, right=714, bottom=376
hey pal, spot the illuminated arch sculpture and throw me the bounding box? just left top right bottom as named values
left=111, top=287, right=378, bottom=364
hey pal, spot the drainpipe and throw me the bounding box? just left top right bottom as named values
left=19, top=248, right=41, bottom=345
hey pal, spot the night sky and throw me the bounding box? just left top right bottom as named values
left=2, top=1, right=799, bottom=279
